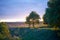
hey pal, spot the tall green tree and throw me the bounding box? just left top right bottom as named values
left=43, top=0, right=60, bottom=28
left=43, top=0, right=60, bottom=38
left=26, top=11, right=40, bottom=28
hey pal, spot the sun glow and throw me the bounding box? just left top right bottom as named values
left=0, top=18, right=43, bottom=22
left=0, top=19, right=26, bottom=22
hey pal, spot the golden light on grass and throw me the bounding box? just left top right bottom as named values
left=39, top=27, right=60, bottom=31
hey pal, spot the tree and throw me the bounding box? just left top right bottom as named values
left=43, top=0, right=60, bottom=28
left=26, top=16, right=31, bottom=27
left=43, top=10, right=48, bottom=24
left=26, top=11, right=40, bottom=28
left=0, top=22, right=12, bottom=40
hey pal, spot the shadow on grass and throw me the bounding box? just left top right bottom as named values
left=9, top=27, right=60, bottom=40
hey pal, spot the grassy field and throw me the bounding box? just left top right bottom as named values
left=9, top=27, right=60, bottom=40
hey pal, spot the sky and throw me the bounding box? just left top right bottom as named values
left=0, top=0, right=48, bottom=22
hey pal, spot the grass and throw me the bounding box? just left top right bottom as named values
left=38, top=27, right=60, bottom=31
left=9, top=27, right=60, bottom=40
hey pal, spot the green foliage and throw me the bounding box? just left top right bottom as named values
left=26, top=16, right=31, bottom=27
left=29, top=11, right=40, bottom=19
left=26, top=11, right=40, bottom=27
left=26, top=17, right=30, bottom=24
left=0, top=33, right=6, bottom=40
left=0, top=22, right=12, bottom=40
left=43, top=0, right=60, bottom=27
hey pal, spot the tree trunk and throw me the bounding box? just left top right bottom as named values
left=29, top=24, right=30, bottom=28
left=33, top=22, right=34, bottom=28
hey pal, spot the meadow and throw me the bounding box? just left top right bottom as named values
left=9, top=27, right=60, bottom=40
